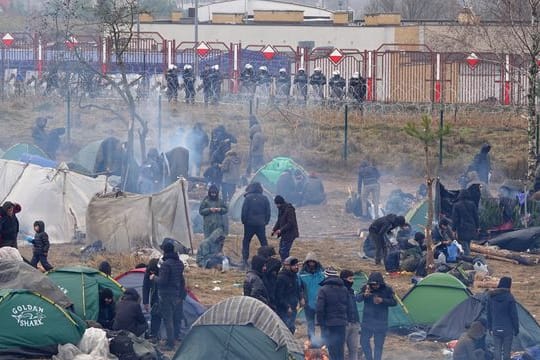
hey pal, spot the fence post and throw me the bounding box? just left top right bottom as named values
left=504, top=54, right=511, bottom=105
left=343, top=104, right=349, bottom=162
left=232, top=42, right=240, bottom=93
left=101, top=36, right=107, bottom=75
left=439, top=109, right=444, bottom=166
left=158, top=93, right=162, bottom=151
left=37, top=37, right=43, bottom=79
left=367, top=50, right=373, bottom=101
left=435, top=53, right=441, bottom=103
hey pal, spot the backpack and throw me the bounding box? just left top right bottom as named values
left=446, top=242, right=459, bottom=263
left=109, top=330, right=161, bottom=360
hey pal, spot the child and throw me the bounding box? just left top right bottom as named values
left=30, top=220, right=53, bottom=271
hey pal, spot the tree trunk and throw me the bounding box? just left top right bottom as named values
left=527, top=60, right=538, bottom=182
left=424, top=143, right=435, bottom=273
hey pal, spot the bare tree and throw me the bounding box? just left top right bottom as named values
left=37, top=0, right=149, bottom=191
left=365, top=0, right=461, bottom=20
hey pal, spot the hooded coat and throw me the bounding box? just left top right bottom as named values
left=356, top=272, right=397, bottom=332
left=368, top=214, right=403, bottom=237
left=272, top=202, right=299, bottom=240
left=156, top=251, right=186, bottom=299
left=299, top=252, right=325, bottom=311
left=113, top=288, right=148, bottom=337
left=468, top=143, right=491, bottom=184
left=250, top=124, right=265, bottom=159
left=453, top=321, right=487, bottom=360
left=451, top=190, right=479, bottom=242
left=0, top=202, right=21, bottom=248
left=199, top=185, right=228, bottom=238
left=243, top=255, right=270, bottom=304
left=97, top=288, right=115, bottom=330
left=241, top=183, right=271, bottom=227
left=221, top=150, right=242, bottom=185
left=32, top=221, right=50, bottom=254
left=196, top=228, right=225, bottom=268
left=274, top=267, right=301, bottom=313
left=487, top=288, right=519, bottom=336
left=316, top=276, right=351, bottom=327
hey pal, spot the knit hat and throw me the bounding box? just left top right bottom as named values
left=251, top=255, right=266, bottom=273
left=340, top=269, right=354, bottom=280
left=414, top=232, right=425, bottom=242
left=274, top=195, right=285, bottom=205
left=324, top=267, right=339, bottom=277
left=162, top=242, right=175, bottom=254
left=283, top=256, right=299, bottom=266
left=498, top=276, right=512, bottom=289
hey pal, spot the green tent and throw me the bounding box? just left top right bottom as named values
left=72, top=140, right=103, bottom=175
left=352, top=272, right=414, bottom=332
left=0, top=289, right=86, bottom=358
left=405, top=199, right=428, bottom=234
left=228, top=185, right=278, bottom=223
left=174, top=296, right=303, bottom=360
left=251, top=157, right=308, bottom=194
left=2, top=143, right=48, bottom=161
left=47, top=266, right=125, bottom=321
left=402, top=272, right=472, bottom=327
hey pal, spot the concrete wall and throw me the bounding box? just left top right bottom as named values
left=140, top=23, right=394, bottom=50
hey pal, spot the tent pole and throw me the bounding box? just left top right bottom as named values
left=180, top=179, right=194, bottom=253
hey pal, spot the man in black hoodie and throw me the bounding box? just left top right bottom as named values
left=487, top=276, right=519, bottom=360
left=258, top=246, right=281, bottom=309
left=150, top=242, right=186, bottom=351
left=272, top=195, right=299, bottom=262
left=274, top=257, right=302, bottom=333
left=340, top=270, right=361, bottom=360
left=317, top=267, right=352, bottom=360
left=243, top=255, right=270, bottom=305
left=97, top=288, right=116, bottom=330
left=0, top=201, right=21, bottom=248
left=241, top=182, right=271, bottom=267
left=452, top=189, right=479, bottom=256
left=356, top=272, right=397, bottom=360
left=112, top=288, right=148, bottom=337
left=368, top=214, right=406, bottom=266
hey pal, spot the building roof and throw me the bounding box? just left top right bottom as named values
left=197, top=0, right=334, bottom=22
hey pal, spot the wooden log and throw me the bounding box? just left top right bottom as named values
left=470, top=244, right=540, bottom=266
left=477, top=253, right=519, bottom=264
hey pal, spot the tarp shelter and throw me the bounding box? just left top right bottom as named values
left=0, top=260, right=72, bottom=309
left=228, top=184, right=278, bottom=223
left=402, top=273, right=472, bottom=327
left=174, top=296, right=303, bottom=360
left=115, top=268, right=206, bottom=336
left=0, top=289, right=86, bottom=359
left=488, top=227, right=540, bottom=252
left=428, top=293, right=540, bottom=351
left=0, top=159, right=108, bottom=244
left=352, top=272, right=414, bottom=332
left=251, top=157, right=308, bottom=194
left=1, top=143, right=48, bottom=161
left=86, top=179, right=192, bottom=252
left=47, top=266, right=125, bottom=321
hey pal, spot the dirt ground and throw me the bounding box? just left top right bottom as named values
left=5, top=97, right=539, bottom=359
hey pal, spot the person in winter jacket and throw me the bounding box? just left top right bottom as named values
left=243, top=255, right=270, bottom=304
left=97, top=288, right=116, bottom=330
left=248, top=123, right=265, bottom=175
left=293, top=68, right=308, bottom=103
left=358, top=161, right=381, bottom=219
left=276, top=169, right=298, bottom=205
left=257, top=245, right=281, bottom=308
left=299, top=252, right=325, bottom=340
left=203, top=162, right=223, bottom=188
left=241, top=182, right=271, bottom=266
left=299, top=173, right=326, bottom=206
left=0, top=201, right=21, bottom=248
left=451, top=188, right=479, bottom=256
left=275, top=68, right=291, bottom=101
left=368, top=214, right=406, bottom=266
left=112, top=288, right=148, bottom=337
left=272, top=195, right=299, bottom=262
left=309, top=68, right=326, bottom=100
left=166, top=65, right=179, bottom=102
left=356, top=272, right=397, bottom=360
left=30, top=220, right=53, bottom=271
left=185, top=123, right=209, bottom=177
left=316, top=267, right=352, bottom=360
left=274, top=257, right=303, bottom=333
left=196, top=228, right=227, bottom=269
left=348, top=72, right=366, bottom=103
left=221, top=148, right=241, bottom=202
left=182, top=64, right=196, bottom=104
left=467, top=143, right=492, bottom=184
left=487, top=276, right=519, bottom=360
left=340, top=270, right=361, bottom=360
left=453, top=320, right=487, bottom=360
left=328, top=70, right=346, bottom=100
left=199, top=184, right=228, bottom=238
left=150, top=242, right=186, bottom=350
left=142, top=258, right=161, bottom=342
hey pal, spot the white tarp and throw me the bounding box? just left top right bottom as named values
left=0, top=159, right=107, bottom=243
left=86, top=179, right=193, bottom=252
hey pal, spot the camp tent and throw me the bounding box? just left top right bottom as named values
left=251, top=157, right=308, bottom=194
left=2, top=143, right=48, bottom=161
left=47, top=266, right=124, bottom=321
left=0, top=260, right=72, bottom=309
left=0, top=289, right=86, bottom=359
left=72, top=139, right=103, bottom=174
left=174, top=296, right=303, bottom=360
left=115, top=268, right=206, bottom=337
left=0, top=159, right=108, bottom=244
left=352, top=272, right=414, bottom=332
left=86, top=179, right=192, bottom=252
left=402, top=273, right=472, bottom=327
left=228, top=184, right=278, bottom=223
left=405, top=199, right=428, bottom=234
left=428, top=293, right=540, bottom=351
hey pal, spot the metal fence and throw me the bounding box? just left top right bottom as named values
left=0, top=31, right=534, bottom=106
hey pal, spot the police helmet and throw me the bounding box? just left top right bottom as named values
left=332, top=70, right=340, bottom=76
left=352, top=72, right=359, bottom=79
left=245, top=64, right=253, bottom=70
left=279, top=68, right=286, bottom=73
left=314, top=67, right=321, bottom=72
left=259, top=65, right=268, bottom=72
left=213, top=64, right=219, bottom=70
left=183, top=64, right=192, bottom=70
